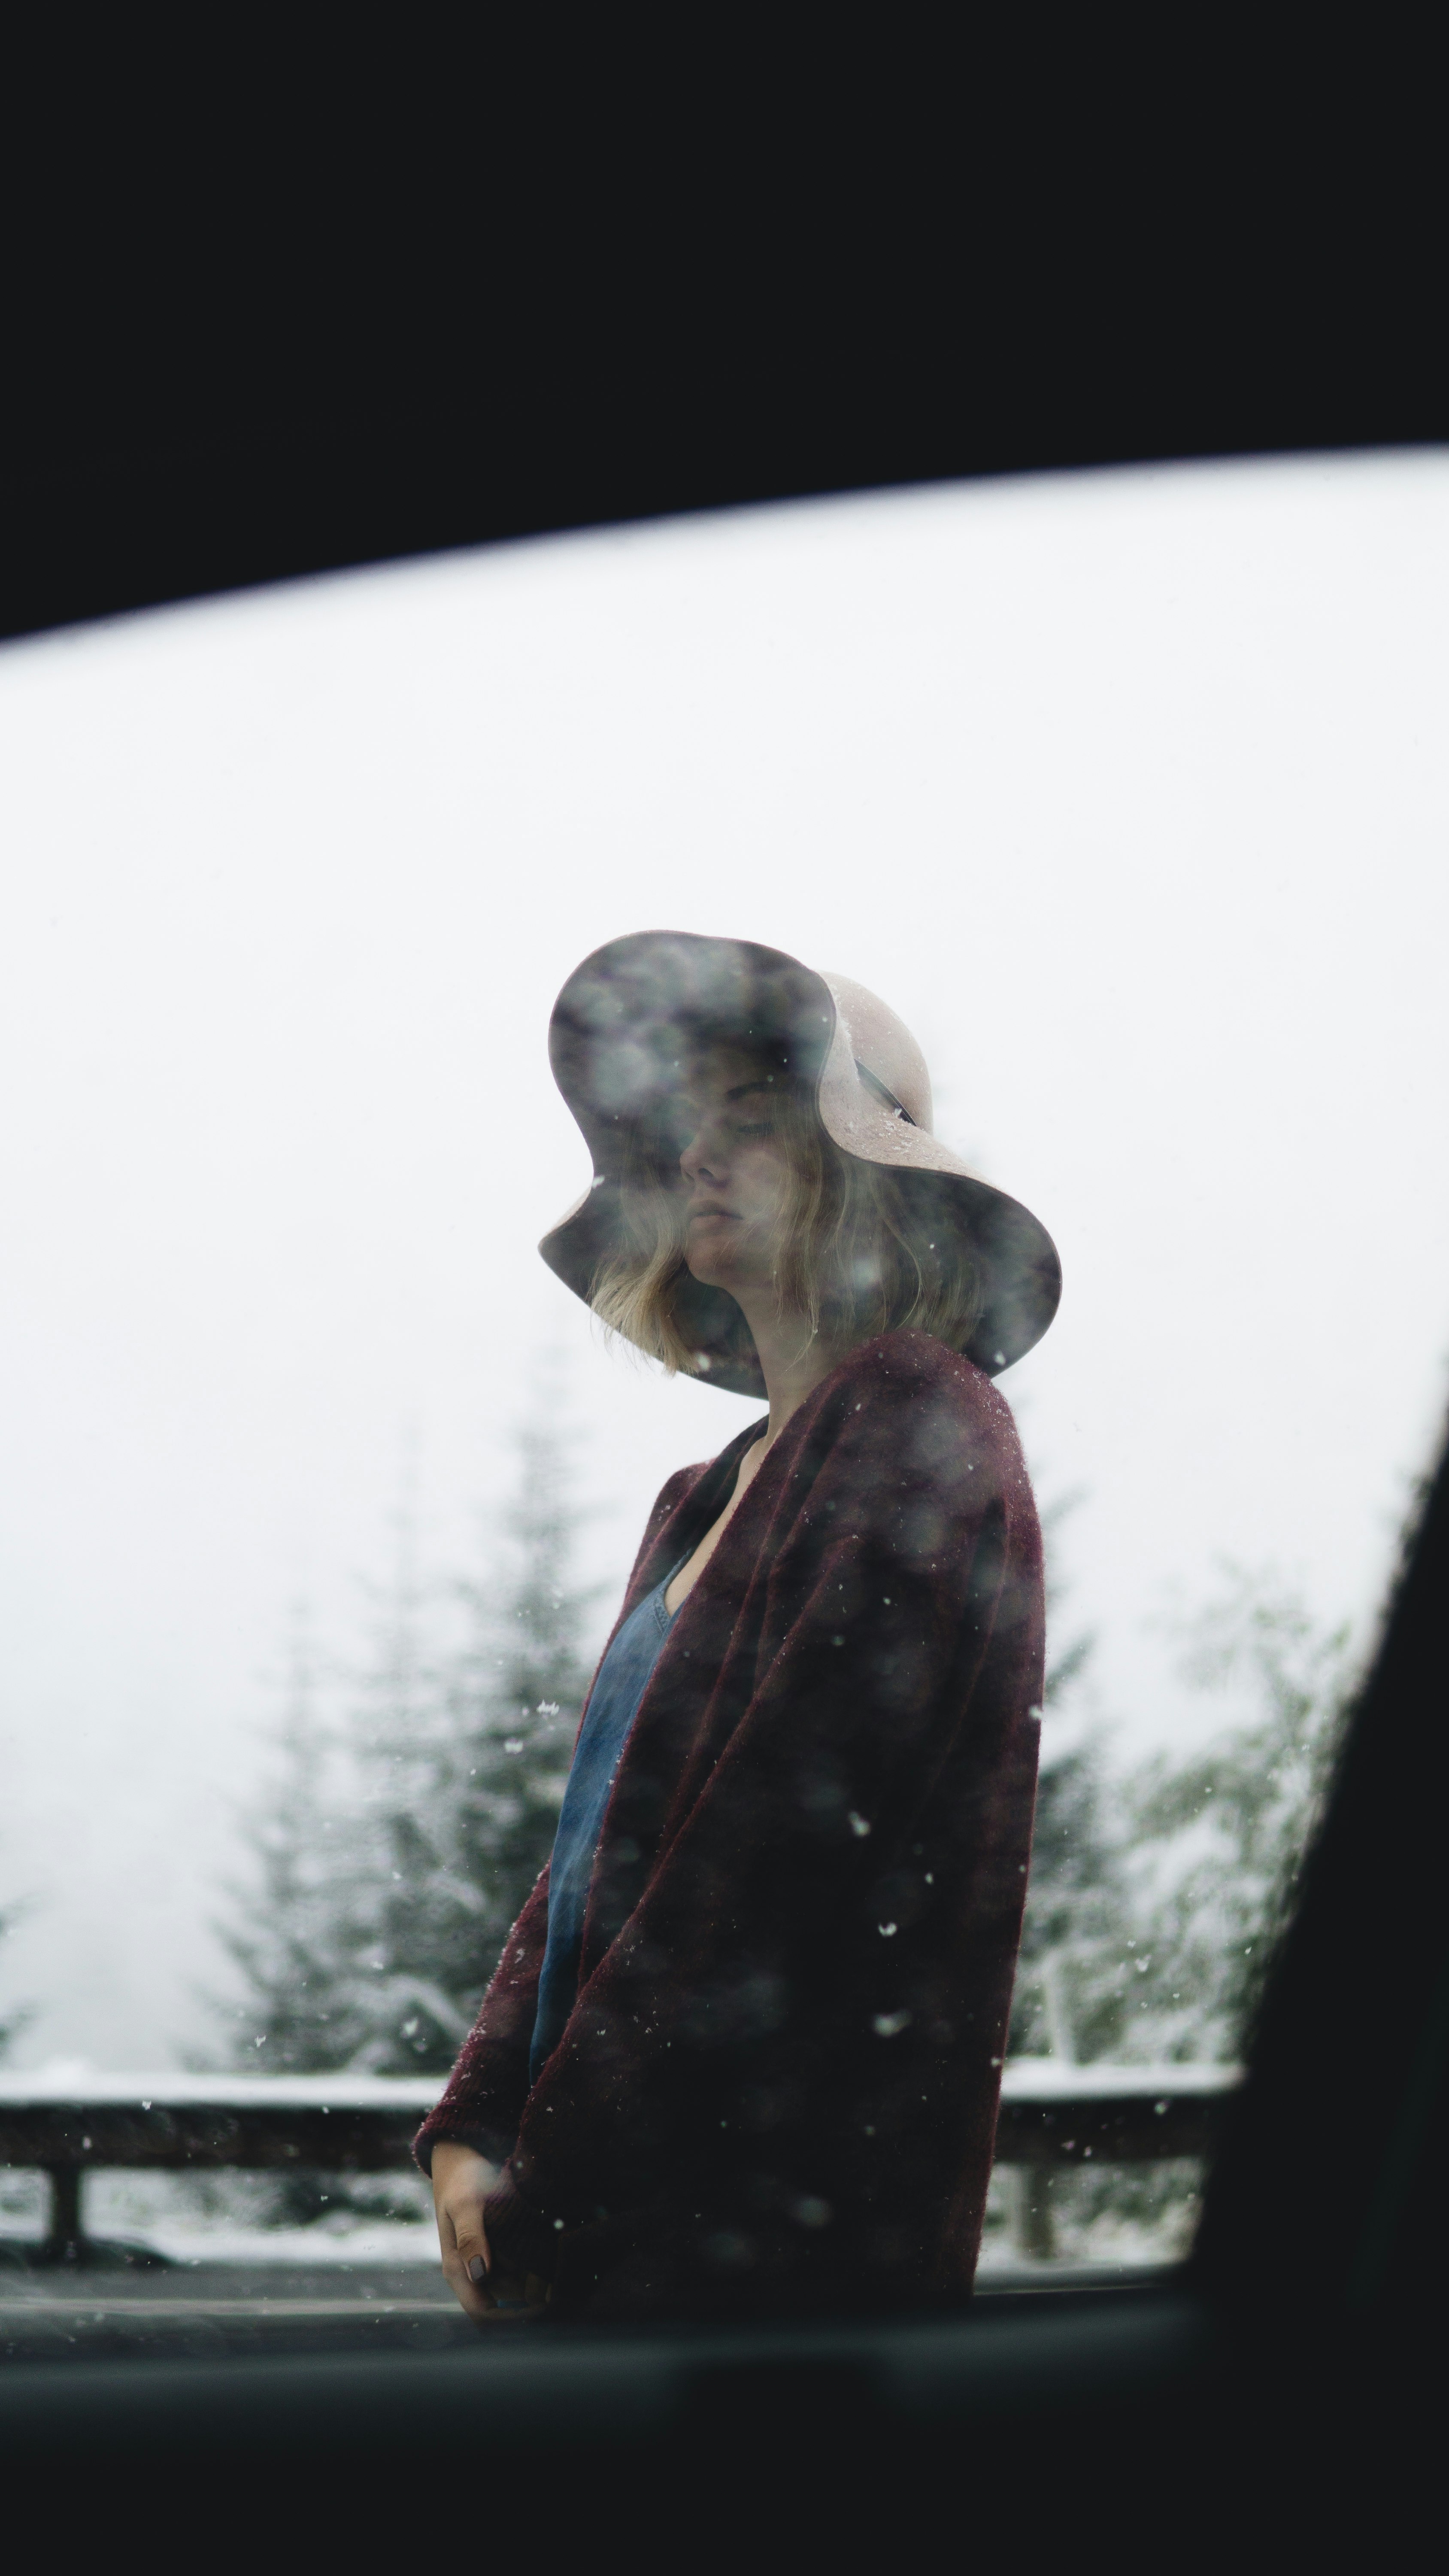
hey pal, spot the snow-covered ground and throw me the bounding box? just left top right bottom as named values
left=97, top=2218, right=440, bottom=2267
left=0, top=2064, right=443, bottom=2109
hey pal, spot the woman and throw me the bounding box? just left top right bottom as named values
left=416, top=931, right=1059, bottom=2322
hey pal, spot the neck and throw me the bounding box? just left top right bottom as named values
left=730, top=1283, right=845, bottom=1447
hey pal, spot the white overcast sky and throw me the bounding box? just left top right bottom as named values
left=2, top=452, right=1447, bottom=2069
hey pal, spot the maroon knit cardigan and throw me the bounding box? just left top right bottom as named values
left=415, top=1329, right=1043, bottom=2322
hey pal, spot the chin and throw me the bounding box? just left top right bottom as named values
left=683, top=1251, right=731, bottom=1292
left=685, top=1240, right=761, bottom=1297
left=685, top=1220, right=767, bottom=1299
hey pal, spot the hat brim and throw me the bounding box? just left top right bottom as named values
left=539, top=930, right=1061, bottom=1391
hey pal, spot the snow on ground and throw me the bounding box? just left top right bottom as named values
left=0, top=2063, right=442, bottom=2109
left=113, top=2218, right=441, bottom=2266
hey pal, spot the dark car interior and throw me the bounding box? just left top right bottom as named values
left=2, top=28, right=1442, bottom=2546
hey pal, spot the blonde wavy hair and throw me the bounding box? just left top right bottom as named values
left=591, top=1063, right=984, bottom=1375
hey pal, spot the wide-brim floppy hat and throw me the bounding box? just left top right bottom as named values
left=540, top=930, right=1061, bottom=1398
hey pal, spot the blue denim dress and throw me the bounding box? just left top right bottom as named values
left=528, top=1569, right=680, bottom=2085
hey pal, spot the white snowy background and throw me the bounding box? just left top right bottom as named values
left=2, top=452, right=1446, bottom=2072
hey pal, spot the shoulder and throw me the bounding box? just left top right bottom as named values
left=807, top=1332, right=1034, bottom=1504
left=825, top=1329, right=1009, bottom=1428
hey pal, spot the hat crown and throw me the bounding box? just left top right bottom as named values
left=824, top=975, right=934, bottom=1133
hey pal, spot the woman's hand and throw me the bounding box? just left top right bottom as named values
left=430, top=2140, right=540, bottom=2321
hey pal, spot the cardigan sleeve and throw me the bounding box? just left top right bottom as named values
left=411, top=1868, right=552, bottom=2172
left=412, top=1460, right=712, bottom=2178
left=482, top=1339, right=1040, bottom=2270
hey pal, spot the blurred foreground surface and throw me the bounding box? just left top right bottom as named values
left=0, top=2250, right=1179, bottom=2366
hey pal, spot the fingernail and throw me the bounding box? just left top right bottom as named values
left=467, top=2256, right=486, bottom=2284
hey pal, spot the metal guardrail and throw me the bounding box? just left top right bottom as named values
left=992, top=2059, right=1240, bottom=2257
left=0, top=2073, right=438, bottom=2267
left=0, top=2063, right=1240, bottom=2266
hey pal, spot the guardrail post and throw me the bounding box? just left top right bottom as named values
left=40, top=2163, right=85, bottom=2264
left=1004, top=2165, right=1058, bottom=2261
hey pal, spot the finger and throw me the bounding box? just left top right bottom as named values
left=448, top=2223, right=496, bottom=2314
left=452, top=2222, right=492, bottom=2284
left=441, top=2246, right=498, bottom=2322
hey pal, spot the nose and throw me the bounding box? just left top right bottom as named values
left=679, top=1115, right=725, bottom=1188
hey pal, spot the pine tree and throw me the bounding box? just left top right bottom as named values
left=215, top=1366, right=602, bottom=2115
left=315, top=1467, right=476, bottom=2076
left=1122, top=1566, right=1353, bottom=2063
left=0, top=1899, right=30, bottom=2062
left=338, top=1367, right=600, bottom=2075
left=1011, top=1522, right=1354, bottom=2074
left=1000, top=1548, right=1351, bottom=2263
left=215, top=1604, right=370, bottom=2073
left=1011, top=1491, right=1134, bottom=2063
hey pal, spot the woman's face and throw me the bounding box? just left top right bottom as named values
left=676, top=1045, right=796, bottom=1298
